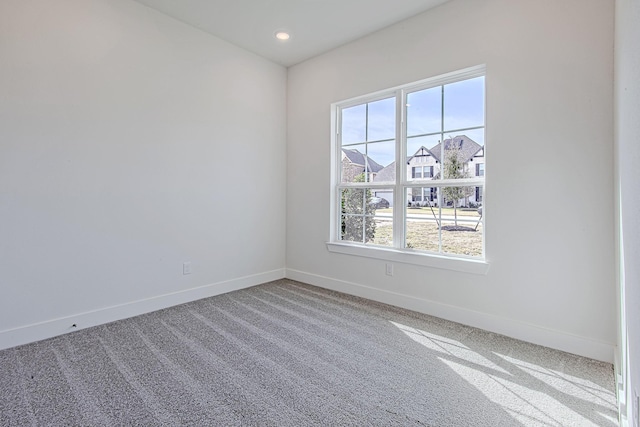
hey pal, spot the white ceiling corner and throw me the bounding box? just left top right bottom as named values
left=131, top=0, right=450, bottom=67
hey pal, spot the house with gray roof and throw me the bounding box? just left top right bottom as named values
left=373, top=135, right=485, bottom=207
left=341, top=148, right=385, bottom=182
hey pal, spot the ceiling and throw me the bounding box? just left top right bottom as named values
left=132, top=0, right=449, bottom=67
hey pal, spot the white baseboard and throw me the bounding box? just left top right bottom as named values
left=0, top=269, right=286, bottom=351
left=286, top=269, right=615, bottom=363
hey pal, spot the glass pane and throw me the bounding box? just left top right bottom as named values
left=405, top=214, right=440, bottom=252
left=437, top=140, right=482, bottom=181
left=407, top=86, right=441, bottom=137
left=372, top=214, right=393, bottom=247
left=367, top=97, right=395, bottom=142
left=362, top=217, right=378, bottom=245
left=341, top=215, right=364, bottom=243
left=341, top=187, right=390, bottom=245
left=367, top=140, right=395, bottom=174
left=441, top=219, right=482, bottom=257
left=407, top=134, right=441, bottom=156
left=370, top=188, right=393, bottom=247
left=341, top=188, right=365, bottom=215
left=341, top=104, right=366, bottom=144
left=341, top=144, right=367, bottom=183
left=439, top=190, right=482, bottom=256
left=370, top=190, right=393, bottom=209
left=405, top=193, right=440, bottom=252
left=460, top=128, right=485, bottom=147
left=442, top=185, right=476, bottom=209
left=443, top=76, right=485, bottom=131
left=407, top=134, right=441, bottom=182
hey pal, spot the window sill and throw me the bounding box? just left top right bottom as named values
left=326, top=242, right=490, bottom=275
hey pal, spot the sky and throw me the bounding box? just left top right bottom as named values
left=341, top=76, right=485, bottom=168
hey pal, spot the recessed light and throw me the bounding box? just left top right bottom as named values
left=275, top=31, right=290, bottom=41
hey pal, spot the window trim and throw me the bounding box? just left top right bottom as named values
left=329, top=65, right=487, bottom=271
left=326, top=242, right=490, bottom=275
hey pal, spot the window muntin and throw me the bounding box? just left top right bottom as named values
left=334, top=67, right=485, bottom=259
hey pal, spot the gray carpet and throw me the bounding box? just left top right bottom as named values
left=0, top=279, right=618, bottom=426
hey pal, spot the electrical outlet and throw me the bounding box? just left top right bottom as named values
left=385, top=263, right=394, bottom=276
left=183, top=261, right=192, bottom=275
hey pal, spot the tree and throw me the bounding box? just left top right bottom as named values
left=441, top=142, right=474, bottom=227
left=341, top=173, right=376, bottom=242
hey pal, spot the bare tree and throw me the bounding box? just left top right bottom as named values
left=441, top=141, right=474, bottom=227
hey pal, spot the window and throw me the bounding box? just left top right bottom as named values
left=332, top=66, right=485, bottom=261
left=412, top=166, right=434, bottom=179
left=424, top=166, right=433, bottom=178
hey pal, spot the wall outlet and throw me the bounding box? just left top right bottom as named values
left=183, top=261, right=192, bottom=275
left=385, top=263, right=394, bottom=276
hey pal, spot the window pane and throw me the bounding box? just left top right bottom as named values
left=341, top=104, right=366, bottom=144
left=443, top=76, right=485, bottom=131
left=367, top=97, right=395, bottom=142
left=442, top=185, right=476, bottom=209
left=460, top=127, right=485, bottom=147
left=441, top=219, right=482, bottom=257
left=367, top=140, right=395, bottom=174
left=341, top=188, right=365, bottom=215
left=408, top=146, right=439, bottom=184
left=371, top=214, right=393, bottom=247
left=405, top=206, right=440, bottom=251
left=341, top=188, right=391, bottom=244
left=370, top=189, right=393, bottom=246
left=341, top=145, right=371, bottom=183
left=439, top=194, right=482, bottom=256
left=404, top=187, right=484, bottom=255
left=407, top=86, right=441, bottom=137
left=341, top=215, right=364, bottom=243
left=408, top=187, right=438, bottom=207
left=407, top=134, right=440, bottom=157
left=370, top=190, right=393, bottom=209
left=436, top=137, right=483, bottom=181
left=340, top=188, right=367, bottom=243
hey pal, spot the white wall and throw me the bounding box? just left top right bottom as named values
left=615, top=0, right=640, bottom=423
left=0, top=0, right=287, bottom=348
left=287, top=0, right=616, bottom=362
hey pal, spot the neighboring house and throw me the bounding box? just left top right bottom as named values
left=341, top=148, right=385, bottom=182
left=374, top=135, right=484, bottom=207
left=373, top=162, right=396, bottom=207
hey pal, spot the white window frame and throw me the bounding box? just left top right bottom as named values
left=328, top=65, right=489, bottom=274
